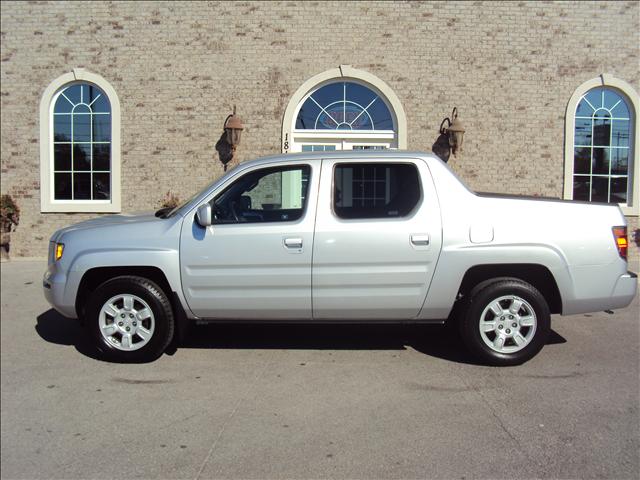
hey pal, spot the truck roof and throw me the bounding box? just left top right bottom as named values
left=237, top=150, right=440, bottom=169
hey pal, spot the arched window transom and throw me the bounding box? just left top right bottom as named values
left=573, top=87, right=632, bottom=204
left=296, top=82, right=394, bottom=131
left=283, top=67, right=406, bottom=154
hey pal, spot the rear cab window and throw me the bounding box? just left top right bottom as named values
left=333, top=163, right=422, bottom=219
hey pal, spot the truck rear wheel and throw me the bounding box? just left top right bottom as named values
left=459, top=278, right=550, bottom=366
left=85, top=276, right=174, bottom=363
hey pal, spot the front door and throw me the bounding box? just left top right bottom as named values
left=180, top=162, right=319, bottom=319
left=312, top=157, right=442, bottom=319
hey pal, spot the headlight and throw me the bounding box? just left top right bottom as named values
left=55, top=243, right=64, bottom=261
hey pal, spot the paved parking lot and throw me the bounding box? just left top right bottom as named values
left=1, top=260, right=639, bottom=479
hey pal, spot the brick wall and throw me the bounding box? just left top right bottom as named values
left=1, top=0, right=639, bottom=259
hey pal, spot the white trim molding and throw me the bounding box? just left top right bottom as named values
left=40, top=69, right=121, bottom=213
left=564, top=74, right=639, bottom=216
left=282, top=65, right=407, bottom=153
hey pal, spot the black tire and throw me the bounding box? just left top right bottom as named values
left=85, top=276, right=175, bottom=363
left=459, top=278, right=550, bottom=366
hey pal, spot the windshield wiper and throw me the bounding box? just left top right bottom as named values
left=155, top=207, right=172, bottom=218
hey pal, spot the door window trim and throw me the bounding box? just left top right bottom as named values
left=330, top=161, right=423, bottom=221
left=209, top=164, right=312, bottom=225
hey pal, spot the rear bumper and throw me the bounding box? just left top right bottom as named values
left=608, top=271, right=638, bottom=310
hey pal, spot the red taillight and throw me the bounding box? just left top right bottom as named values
left=612, top=226, right=628, bottom=260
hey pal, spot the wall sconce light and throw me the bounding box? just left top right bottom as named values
left=224, top=105, right=244, bottom=150
left=217, top=106, right=245, bottom=171
left=439, top=107, right=466, bottom=155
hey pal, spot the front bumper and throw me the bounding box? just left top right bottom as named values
left=43, top=264, right=77, bottom=318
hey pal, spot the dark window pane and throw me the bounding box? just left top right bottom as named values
left=575, top=99, right=593, bottom=117
left=318, top=104, right=343, bottom=128
left=93, top=144, right=110, bottom=171
left=54, top=173, right=72, bottom=200
left=592, top=118, right=610, bottom=146
left=54, top=94, right=73, bottom=114
left=72, top=106, right=92, bottom=142
left=610, top=96, right=630, bottom=118
left=334, top=163, right=420, bottom=219
left=92, top=114, right=111, bottom=142
left=573, top=176, right=590, bottom=201
left=344, top=104, right=372, bottom=129
left=62, top=84, right=81, bottom=105
left=592, top=148, right=610, bottom=175
left=54, top=114, right=72, bottom=141
left=311, top=82, right=343, bottom=108
left=73, top=144, right=91, bottom=171
left=574, top=148, right=591, bottom=174
left=346, top=83, right=378, bottom=108
left=611, top=149, right=629, bottom=175
left=93, top=173, right=111, bottom=200
left=86, top=85, right=110, bottom=113
left=73, top=173, right=91, bottom=200
left=603, top=89, right=626, bottom=116
left=367, top=99, right=394, bottom=130
left=611, top=120, right=630, bottom=147
left=591, top=176, right=609, bottom=203
left=610, top=177, right=628, bottom=204
left=54, top=144, right=71, bottom=171
left=584, top=89, right=602, bottom=111
left=296, top=100, right=321, bottom=129
left=574, top=118, right=592, bottom=146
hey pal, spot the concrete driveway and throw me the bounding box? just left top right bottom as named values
left=1, top=260, right=638, bottom=479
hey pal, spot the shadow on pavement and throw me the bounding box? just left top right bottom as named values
left=35, top=308, right=567, bottom=366
left=35, top=309, right=102, bottom=360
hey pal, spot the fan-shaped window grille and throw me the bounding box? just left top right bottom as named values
left=296, top=82, right=394, bottom=131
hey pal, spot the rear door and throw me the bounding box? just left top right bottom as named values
left=312, top=157, right=442, bottom=319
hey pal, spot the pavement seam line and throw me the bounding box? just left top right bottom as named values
left=194, top=356, right=273, bottom=480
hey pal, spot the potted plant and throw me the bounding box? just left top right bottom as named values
left=159, top=191, right=180, bottom=209
left=1, top=194, right=20, bottom=259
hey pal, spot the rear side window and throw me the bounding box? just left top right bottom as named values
left=333, top=163, right=421, bottom=219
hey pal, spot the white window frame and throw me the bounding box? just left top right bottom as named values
left=282, top=65, right=407, bottom=154
left=564, top=74, right=639, bottom=216
left=40, top=68, right=121, bottom=212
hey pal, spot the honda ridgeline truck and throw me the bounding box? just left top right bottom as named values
left=43, top=151, right=637, bottom=365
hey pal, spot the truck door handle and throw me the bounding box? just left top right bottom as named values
left=284, top=237, right=303, bottom=249
left=410, top=234, right=430, bottom=246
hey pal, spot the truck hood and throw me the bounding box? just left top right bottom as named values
left=50, top=211, right=162, bottom=241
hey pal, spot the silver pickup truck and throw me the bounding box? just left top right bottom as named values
left=43, top=151, right=637, bottom=365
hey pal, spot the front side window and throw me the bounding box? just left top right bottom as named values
left=52, top=83, right=112, bottom=201
left=333, top=163, right=421, bottom=219
left=212, top=165, right=311, bottom=224
left=573, top=87, right=632, bottom=204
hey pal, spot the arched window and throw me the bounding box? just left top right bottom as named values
left=282, top=65, right=406, bottom=153
left=565, top=75, right=639, bottom=216
left=40, top=69, right=121, bottom=212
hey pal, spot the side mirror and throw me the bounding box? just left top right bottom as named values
left=195, top=203, right=212, bottom=227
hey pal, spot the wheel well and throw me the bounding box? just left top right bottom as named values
left=75, top=266, right=177, bottom=320
left=457, top=264, right=562, bottom=314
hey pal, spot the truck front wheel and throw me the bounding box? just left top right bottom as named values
left=85, top=276, right=175, bottom=362
left=460, top=278, right=550, bottom=366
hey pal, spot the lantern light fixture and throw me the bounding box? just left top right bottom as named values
left=224, top=105, right=244, bottom=149
left=439, top=107, right=466, bottom=155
